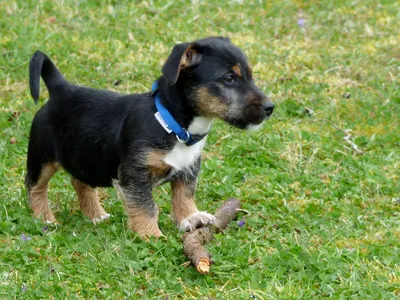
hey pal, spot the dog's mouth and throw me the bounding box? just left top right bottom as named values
left=224, top=103, right=274, bottom=130
left=244, top=105, right=272, bottom=124
left=263, top=115, right=272, bottom=121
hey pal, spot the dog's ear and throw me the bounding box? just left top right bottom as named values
left=162, top=42, right=202, bottom=85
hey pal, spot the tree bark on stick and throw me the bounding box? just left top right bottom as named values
left=182, top=198, right=242, bottom=274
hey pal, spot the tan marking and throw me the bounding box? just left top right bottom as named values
left=126, top=206, right=163, bottom=239
left=146, top=150, right=171, bottom=177
left=71, top=177, right=109, bottom=222
left=28, top=162, right=58, bottom=223
left=171, top=181, right=199, bottom=224
left=232, top=64, right=242, bottom=78
left=195, top=87, right=228, bottom=118
left=180, top=46, right=197, bottom=69
left=113, top=179, right=163, bottom=240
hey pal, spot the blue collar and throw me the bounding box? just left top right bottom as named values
left=152, top=81, right=206, bottom=146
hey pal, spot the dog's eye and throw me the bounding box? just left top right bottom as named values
left=223, top=75, right=235, bottom=84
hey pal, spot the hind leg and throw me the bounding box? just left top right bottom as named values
left=26, top=106, right=59, bottom=223
left=26, top=162, right=59, bottom=223
left=71, top=177, right=110, bottom=224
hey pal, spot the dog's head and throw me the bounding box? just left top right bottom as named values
left=162, top=36, right=274, bottom=130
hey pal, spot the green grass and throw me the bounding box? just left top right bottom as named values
left=1, top=0, right=399, bottom=298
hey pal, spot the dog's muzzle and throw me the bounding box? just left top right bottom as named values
left=262, top=102, right=275, bottom=118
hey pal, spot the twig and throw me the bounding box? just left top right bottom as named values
left=182, top=198, right=242, bottom=274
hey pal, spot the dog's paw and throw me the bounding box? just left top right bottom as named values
left=138, top=228, right=165, bottom=241
left=91, top=213, right=111, bottom=224
left=179, top=211, right=216, bottom=232
left=46, top=219, right=59, bottom=225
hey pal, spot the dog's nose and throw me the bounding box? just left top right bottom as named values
left=262, top=102, right=275, bottom=117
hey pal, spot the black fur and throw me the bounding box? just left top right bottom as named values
left=29, top=51, right=67, bottom=103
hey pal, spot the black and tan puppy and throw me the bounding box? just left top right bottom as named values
left=26, top=37, right=274, bottom=239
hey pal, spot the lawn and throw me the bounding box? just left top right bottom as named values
left=1, top=0, right=399, bottom=298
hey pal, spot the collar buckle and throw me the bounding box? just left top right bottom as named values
left=176, top=129, right=190, bottom=144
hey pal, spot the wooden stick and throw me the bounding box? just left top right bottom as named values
left=182, top=198, right=242, bottom=274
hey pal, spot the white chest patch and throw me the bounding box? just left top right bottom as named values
left=163, top=117, right=213, bottom=171
left=163, top=138, right=206, bottom=170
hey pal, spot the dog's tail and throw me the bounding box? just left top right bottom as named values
left=29, top=50, right=67, bottom=103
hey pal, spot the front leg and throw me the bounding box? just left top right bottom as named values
left=171, top=158, right=215, bottom=232
left=115, top=165, right=162, bottom=239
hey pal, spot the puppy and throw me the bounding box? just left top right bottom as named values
left=26, top=37, right=274, bottom=239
